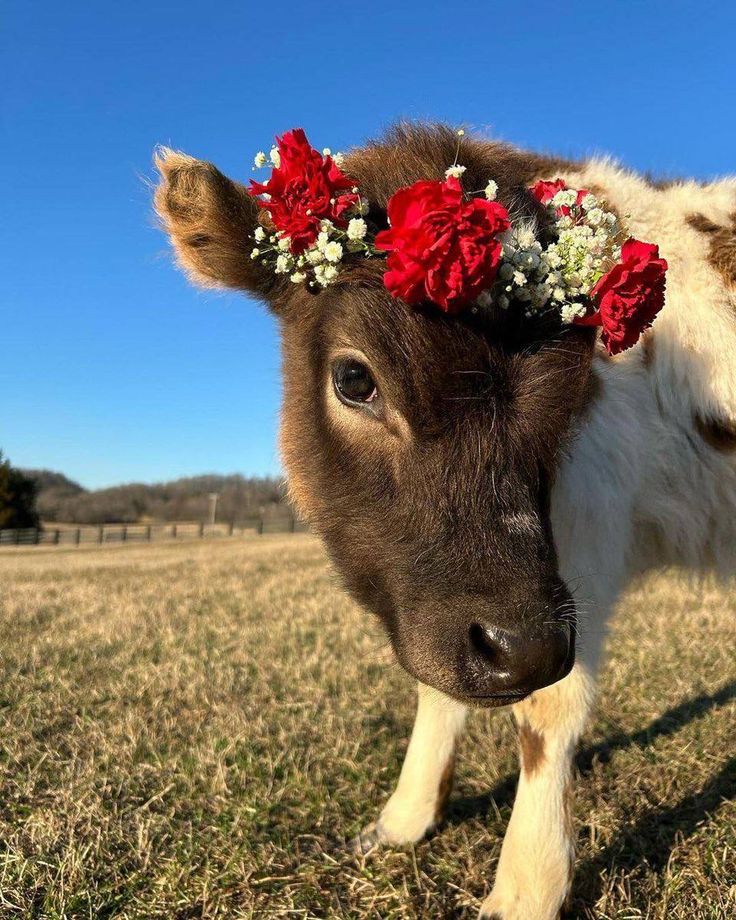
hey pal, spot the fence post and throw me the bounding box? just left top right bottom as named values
left=54, top=529, right=60, bottom=545
left=290, top=515, right=296, bottom=533
left=199, top=522, right=205, bottom=538
left=258, top=519, right=264, bottom=535
left=146, top=525, right=152, bottom=541
left=172, top=523, right=177, bottom=540
left=229, top=521, right=234, bottom=537
left=75, top=528, right=81, bottom=545
left=98, top=526, right=104, bottom=544
left=122, top=526, right=127, bottom=543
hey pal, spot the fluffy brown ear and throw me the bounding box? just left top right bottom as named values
left=154, top=147, right=282, bottom=303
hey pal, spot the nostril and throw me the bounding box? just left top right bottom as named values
left=468, top=622, right=501, bottom=664
left=462, top=617, right=574, bottom=699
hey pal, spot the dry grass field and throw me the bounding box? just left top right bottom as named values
left=0, top=536, right=734, bottom=919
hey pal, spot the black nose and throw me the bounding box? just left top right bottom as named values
left=466, top=620, right=573, bottom=699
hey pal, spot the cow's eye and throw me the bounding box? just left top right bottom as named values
left=332, top=358, right=378, bottom=406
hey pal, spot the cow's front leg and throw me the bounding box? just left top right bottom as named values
left=352, top=681, right=467, bottom=851
left=479, top=663, right=595, bottom=920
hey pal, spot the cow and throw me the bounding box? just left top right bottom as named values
left=154, top=123, right=736, bottom=920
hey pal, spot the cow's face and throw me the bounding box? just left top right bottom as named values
left=155, top=125, right=596, bottom=706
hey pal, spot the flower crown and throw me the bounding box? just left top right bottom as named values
left=248, top=128, right=668, bottom=356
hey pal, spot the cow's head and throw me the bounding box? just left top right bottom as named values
left=155, top=125, right=596, bottom=706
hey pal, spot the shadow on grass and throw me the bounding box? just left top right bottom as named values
left=448, top=679, right=736, bottom=825
left=569, top=754, right=735, bottom=915
left=445, top=679, right=736, bottom=916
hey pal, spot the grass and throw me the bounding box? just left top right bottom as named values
left=0, top=536, right=734, bottom=919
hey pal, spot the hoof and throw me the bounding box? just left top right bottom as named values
left=347, top=821, right=386, bottom=855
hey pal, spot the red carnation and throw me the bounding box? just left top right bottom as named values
left=374, top=178, right=511, bottom=313
left=530, top=179, right=568, bottom=205
left=248, top=129, right=358, bottom=254
left=576, top=239, right=668, bottom=355
left=530, top=178, right=589, bottom=216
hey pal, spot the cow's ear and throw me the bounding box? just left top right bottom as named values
left=154, top=147, right=284, bottom=306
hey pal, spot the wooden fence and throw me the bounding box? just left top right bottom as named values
left=0, top=517, right=308, bottom=547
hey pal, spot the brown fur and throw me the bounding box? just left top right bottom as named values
left=687, top=211, right=736, bottom=287
left=155, top=124, right=597, bottom=704
left=153, top=148, right=286, bottom=301
left=641, top=333, right=656, bottom=368
left=434, top=746, right=457, bottom=824
left=518, top=721, right=546, bottom=775
left=343, top=123, right=576, bottom=217
left=694, top=412, right=736, bottom=451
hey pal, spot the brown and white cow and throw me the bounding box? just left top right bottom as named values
left=154, top=124, right=736, bottom=920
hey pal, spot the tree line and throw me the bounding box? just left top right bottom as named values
left=1, top=452, right=292, bottom=527
left=0, top=453, right=40, bottom=529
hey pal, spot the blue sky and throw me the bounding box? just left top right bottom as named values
left=3, top=1, right=734, bottom=488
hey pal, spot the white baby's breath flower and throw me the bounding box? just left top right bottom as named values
left=269, top=146, right=280, bottom=168
left=516, top=226, right=537, bottom=249
left=552, top=286, right=566, bottom=302
left=317, top=231, right=330, bottom=252
left=275, top=254, right=292, bottom=274
left=250, top=248, right=260, bottom=259
left=253, top=151, right=267, bottom=168
left=347, top=218, right=367, bottom=241
left=445, top=164, right=467, bottom=179
left=551, top=189, right=577, bottom=209
left=323, top=241, right=344, bottom=263
left=484, top=179, right=498, bottom=200
left=322, top=147, right=331, bottom=157
left=586, top=208, right=604, bottom=227
left=560, top=302, right=588, bottom=324
left=290, top=271, right=307, bottom=284
left=333, top=152, right=345, bottom=166
left=513, top=270, right=527, bottom=287
left=315, top=263, right=338, bottom=286
left=307, top=248, right=325, bottom=265
left=534, top=283, right=552, bottom=306
left=277, top=236, right=291, bottom=252
left=254, top=227, right=266, bottom=242
left=499, top=263, right=515, bottom=281
left=319, top=219, right=334, bottom=233
left=580, top=193, right=598, bottom=211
